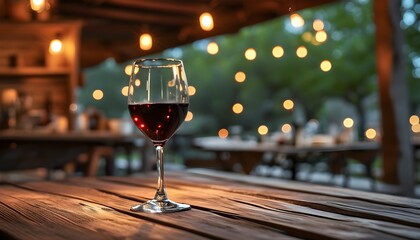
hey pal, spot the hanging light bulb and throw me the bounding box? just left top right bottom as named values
left=290, top=13, right=304, bottom=28
left=30, top=0, right=46, bottom=13
left=199, top=12, right=214, bottom=31
left=139, top=33, right=153, bottom=51
left=49, top=38, right=62, bottom=55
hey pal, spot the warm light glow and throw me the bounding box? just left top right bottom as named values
left=199, top=12, right=214, bottom=31
left=2, top=89, right=17, bottom=105
left=283, top=99, right=294, bottom=110
left=232, top=103, right=244, bottom=114
left=218, top=128, right=229, bottom=139
left=302, top=32, right=313, bottom=42
left=134, top=79, right=141, bottom=87
left=188, top=86, right=196, bottom=96
left=125, top=65, right=139, bottom=76
left=365, top=128, right=377, bottom=140
left=185, top=111, right=193, bottom=122
left=30, top=0, right=46, bottom=13
left=281, top=123, right=292, bottom=133
left=290, top=13, right=304, bottom=28
left=139, top=33, right=153, bottom=51
left=320, top=60, right=332, bottom=72
left=412, top=124, right=420, bottom=133
left=234, top=71, right=246, bottom=83
left=92, top=90, right=104, bottom=100
left=315, top=30, right=328, bottom=43
left=258, top=125, right=269, bottom=135
left=69, top=103, right=78, bottom=112
left=343, top=118, right=354, bottom=128
left=245, top=48, right=257, bottom=60
left=272, top=46, right=284, bottom=58
left=207, top=42, right=219, bottom=55
left=49, top=39, right=62, bottom=55
left=296, top=46, right=307, bottom=58
left=409, top=115, right=419, bottom=125
left=121, top=86, right=129, bottom=96
left=313, top=19, right=324, bottom=31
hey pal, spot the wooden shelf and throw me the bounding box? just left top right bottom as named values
left=0, top=67, right=71, bottom=76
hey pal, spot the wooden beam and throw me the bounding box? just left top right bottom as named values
left=374, top=0, right=414, bottom=196
left=101, top=0, right=207, bottom=14
left=58, top=3, right=192, bottom=26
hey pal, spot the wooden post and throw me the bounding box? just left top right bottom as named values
left=374, top=0, right=414, bottom=196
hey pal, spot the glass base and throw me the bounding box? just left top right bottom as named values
left=130, top=199, right=191, bottom=213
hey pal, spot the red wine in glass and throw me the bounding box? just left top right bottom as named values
left=128, top=103, right=188, bottom=144
left=128, top=58, right=190, bottom=213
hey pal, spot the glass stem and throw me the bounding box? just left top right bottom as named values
left=154, top=145, right=168, bottom=202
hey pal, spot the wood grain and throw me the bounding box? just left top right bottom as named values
left=1, top=170, right=419, bottom=240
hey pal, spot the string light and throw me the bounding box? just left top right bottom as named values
left=296, top=46, right=307, bottom=58
left=281, top=124, right=292, bottom=133
left=232, top=103, right=244, bottom=114
left=244, top=48, right=256, bottom=60
left=30, top=0, right=46, bottom=13
left=283, top=99, right=294, bottom=110
left=234, top=71, right=246, bottom=83
left=92, top=90, right=104, bottom=100
left=365, top=128, right=377, bottom=140
left=258, top=125, right=269, bottom=135
left=218, top=128, right=229, bottom=139
left=272, top=46, right=284, bottom=58
left=343, top=118, right=354, bottom=128
left=320, top=60, right=332, bottom=72
left=290, top=13, right=304, bottom=28
left=315, top=30, right=328, bottom=43
left=49, top=38, right=62, bottom=55
left=313, top=19, right=324, bottom=31
left=199, top=12, right=214, bottom=31
left=185, top=111, right=193, bottom=121
left=207, top=42, right=219, bottom=55
left=188, top=86, right=196, bottom=96
left=139, top=33, right=153, bottom=51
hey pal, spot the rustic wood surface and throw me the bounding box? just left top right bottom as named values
left=0, top=169, right=419, bottom=240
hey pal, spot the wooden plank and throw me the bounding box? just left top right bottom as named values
left=98, top=174, right=420, bottom=239
left=0, top=185, right=207, bottom=240
left=26, top=177, right=416, bottom=240
left=16, top=180, right=297, bottom=240
left=185, top=169, right=420, bottom=208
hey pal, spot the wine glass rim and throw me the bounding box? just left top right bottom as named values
left=133, top=58, right=183, bottom=67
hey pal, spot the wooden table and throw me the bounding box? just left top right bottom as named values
left=0, top=169, right=419, bottom=240
left=0, top=130, right=148, bottom=176
left=193, top=139, right=380, bottom=183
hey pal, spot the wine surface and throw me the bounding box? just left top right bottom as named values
left=128, top=103, right=188, bottom=142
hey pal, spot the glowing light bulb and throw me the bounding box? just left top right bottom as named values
left=49, top=39, right=62, bottom=55
left=30, top=0, right=46, bottom=13
left=139, top=33, right=152, bottom=51
left=199, top=12, right=214, bottom=31
left=283, top=99, right=294, bottom=110
left=207, top=42, right=219, bottom=55
left=290, top=13, right=304, bottom=28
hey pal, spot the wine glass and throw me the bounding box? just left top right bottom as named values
left=127, top=58, right=190, bottom=213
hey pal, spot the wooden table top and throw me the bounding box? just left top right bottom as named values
left=0, top=169, right=419, bottom=240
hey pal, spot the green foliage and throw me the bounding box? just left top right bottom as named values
left=78, top=0, right=418, bottom=137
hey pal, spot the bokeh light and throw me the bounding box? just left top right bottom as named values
left=245, top=48, right=257, bottom=60
left=296, top=46, right=308, bottom=58
left=235, top=71, right=246, bottom=83
left=207, top=42, right=219, bottom=55
left=258, top=125, right=269, bottom=135
left=281, top=123, right=292, bottom=133
left=188, top=86, right=196, bottom=96
left=313, top=19, right=324, bottom=31
left=320, top=60, right=332, bottom=72
left=365, top=128, right=377, bottom=140
left=272, top=46, right=284, bottom=58
left=409, top=115, right=419, bottom=125
left=185, top=111, right=193, bottom=121
left=232, top=103, right=244, bottom=114
left=121, top=86, right=129, bottom=96
left=92, top=89, right=103, bottom=100
left=290, top=13, right=304, bottom=28
left=343, top=118, right=354, bottom=128
left=283, top=99, right=294, bottom=110
left=315, top=30, right=328, bottom=43
left=218, top=128, right=229, bottom=139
